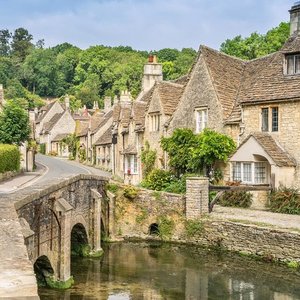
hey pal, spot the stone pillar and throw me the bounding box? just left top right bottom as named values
left=107, top=191, right=116, bottom=237
left=54, top=198, right=73, bottom=282
left=185, top=177, right=209, bottom=219
left=26, top=149, right=34, bottom=172
left=91, top=189, right=102, bottom=251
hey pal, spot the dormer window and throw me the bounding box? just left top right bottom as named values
left=286, top=54, right=300, bottom=75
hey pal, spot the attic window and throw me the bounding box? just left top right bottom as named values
left=286, top=54, right=300, bottom=75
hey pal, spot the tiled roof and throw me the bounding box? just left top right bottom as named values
left=120, top=106, right=132, bottom=126
left=94, top=126, right=112, bottom=145
left=76, top=121, right=89, bottom=137
left=132, top=101, right=147, bottom=126
left=122, top=144, right=137, bottom=154
left=201, top=45, right=245, bottom=119
left=90, top=111, right=105, bottom=133
left=156, top=81, right=184, bottom=116
left=113, top=103, right=121, bottom=123
left=92, top=110, right=113, bottom=134
left=36, top=101, right=56, bottom=123
left=241, top=133, right=296, bottom=167
left=52, top=133, right=69, bottom=142
left=42, top=113, right=64, bottom=133
left=172, top=74, right=189, bottom=85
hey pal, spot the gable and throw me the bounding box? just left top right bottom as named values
left=148, top=88, right=162, bottom=114
left=168, top=53, right=223, bottom=132
left=230, top=136, right=275, bottom=165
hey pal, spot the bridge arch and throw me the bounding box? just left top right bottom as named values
left=71, top=223, right=89, bottom=257
left=34, top=255, right=54, bottom=287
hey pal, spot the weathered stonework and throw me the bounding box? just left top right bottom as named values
left=186, top=177, right=209, bottom=219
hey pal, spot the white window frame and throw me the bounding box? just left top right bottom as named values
left=149, top=114, right=160, bottom=132
left=232, top=161, right=268, bottom=184
left=286, top=54, right=300, bottom=75
left=124, top=154, right=138, bottom=175
left=195, top=108, right=208, bottom=133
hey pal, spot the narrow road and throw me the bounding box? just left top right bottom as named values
left=0, top=154, right=111, bottom=194
left=35, top=154, right=111, bottom=184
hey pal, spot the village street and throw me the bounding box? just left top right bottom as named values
left=0, top=154, right=111, bottom=194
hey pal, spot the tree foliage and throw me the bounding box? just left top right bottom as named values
left=220, top=22, right=290, bottom=60
left=0, top=100, right=31, bottom=144
left=161, top=128, right=236, bottom=175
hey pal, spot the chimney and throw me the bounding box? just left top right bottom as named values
left=142, top=55, right=163, bottom=93
left=113, top=96, right=119, bottom=106
left=65, top=95, right=70, bottom=110
left=290, top=2, right=300, bottom=36
left=93, top=101, right=99, bottom=111
left=120, top=90, right=132, bottom=105
left=104, top=96, right=112, bottom=112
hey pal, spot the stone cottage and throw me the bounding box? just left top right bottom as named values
left=143, top=81, right=185, bottom=169
left=38, top=97, right=76, bottom=156
left=230, top=3, right=300, bottom=190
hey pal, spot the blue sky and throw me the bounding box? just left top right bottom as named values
left=0, top=0, right=291, bottom=51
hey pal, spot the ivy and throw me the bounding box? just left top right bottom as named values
left=141, top=141, right=156, bottom=178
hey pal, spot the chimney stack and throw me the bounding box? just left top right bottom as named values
left=65, top=95, right=70, bottom=110
left=104, top=96, right=112, bottom=112
left=141, top=55, right=163, bottom=94
left=290, top=2, right=300, bottom=36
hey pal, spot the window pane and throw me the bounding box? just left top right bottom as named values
left=196, top=111, right=202, bottom=133
left=203, top=110, right=208, bottom=129
left=287, top=55, right=294, bottom=75
left=296, top=55, right=300, bottom=74
left=232, top=162, right=241, bottom=181
left=272, top=107, right=278, bottom=132
left=243, top=163, right=252, bottom=182
left=255, top=162, right=266, bottom=184
left=261, top=108, right=269, bottom=132
left=134, top=155, right=138, bottom=173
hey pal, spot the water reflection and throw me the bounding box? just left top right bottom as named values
left=39, top=242, right=300, bottom=300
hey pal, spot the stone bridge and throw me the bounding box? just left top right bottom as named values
left=1, top=174, right=109, bottom=297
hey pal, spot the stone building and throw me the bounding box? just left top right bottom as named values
left=230, top=3, right=300, bottom=189
left=37, top=97, right=76, bottom=156
left=112, top=55, right=164, bottom=184
left=143, top=81, right=184, bottom=169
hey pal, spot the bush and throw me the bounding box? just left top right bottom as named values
left=106, top=183, right=119, bottom=194
left=158, top=216, right=174, bottom=240
left=0, top=144, right=20, bottom=173
left=268, top=187, right=300, bottom=215
left=123, top=186, right=138, bottom=200
left=218, top=191, right=252, bottom=208
left=39, top=143, right=46, bottom=154
left=185, top=219, right=204, bottom=238
left=141, top=169, right=174, bottom=191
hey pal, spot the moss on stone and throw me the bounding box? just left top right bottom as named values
left=46, top=276, right=74, bottom=289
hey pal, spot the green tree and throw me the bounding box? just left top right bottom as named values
left=0, top=100, right=30, bottom=144
left=220, top=22, right=290, bottom=60
left=11, top=28, right=34, bottom=61
left=189, top=128, right=236, bottom=173
left=161, top=128, right=236, bottom=176
left=161, top=128, right=198, bottom=175
left=0, top=29, right=11, bottom=56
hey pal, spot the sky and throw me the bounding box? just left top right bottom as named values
left=0, top=0, right=292, bottom=51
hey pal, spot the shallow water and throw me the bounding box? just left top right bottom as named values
left=39, top=242, right=300, bottom=300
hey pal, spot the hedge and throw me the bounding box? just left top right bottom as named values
left=0, top=144, right=20, bottom=173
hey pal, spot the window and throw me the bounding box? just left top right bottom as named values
left=232, top=162, right=268, bottom=184
left=261, top=108, right=269, bottom=132
left=125, top=154, right=138, bottom=174
left=150, top=114, right=160, bottom=132
left=261, top=107, right=278, bottom=132
left=286, top=54, right=300, bottom=75
left=195, top=109, right=208, bottom=133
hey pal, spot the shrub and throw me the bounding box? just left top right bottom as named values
left=106, top=183, right=119, bottom=194
left=39, top=143, right=46, bottom=154
left=158, top=216, right=174, bottom=240
left=185, top=219, right=204, bottom=238
left=141, top=169, right=174, bottom=191
left=268, top=187, right=300, bottom=215
left=141, top=141, right=156, bottom=177
left=123, top=186, right=138, bottom=200
left=0, top=144, right=20, bottom=173
left=218, top=191, right=252, bottom=208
